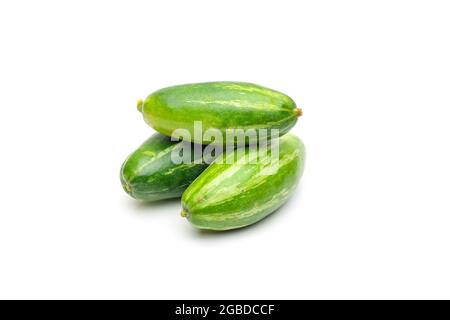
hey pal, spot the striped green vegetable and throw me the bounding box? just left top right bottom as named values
left=181, top=134, right=305, bottom=231
left=120, top=133, right=209, bottom=201
left=137, top=82, right=302, bottom=145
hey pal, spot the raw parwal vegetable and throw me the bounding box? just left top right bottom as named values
left=181, top=134, right=305, bottom=230
left=120, top=133, right=209, bottom=201
left=137, top=82, right=302, bottom=145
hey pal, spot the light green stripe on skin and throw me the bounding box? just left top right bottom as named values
left=206, top=82, right=292, bottom=101
left=182, top=99, right=286, bottom=111
left=135, top=143, right=180, bottom=173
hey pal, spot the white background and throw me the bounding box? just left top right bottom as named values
left=0, top=0, right=449, bottom=299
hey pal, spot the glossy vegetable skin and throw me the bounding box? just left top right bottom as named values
left=138, top=82, right=302, bottom=145
left=181, top=134, right=305, bottom=230
left=120, top=133, right=209, bottom=201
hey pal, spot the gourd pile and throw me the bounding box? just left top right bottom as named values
left=120, top=82, right=305, bottom=231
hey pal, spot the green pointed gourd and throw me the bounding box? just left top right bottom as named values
left=137, top=82, right=302, bottom=145
left=120, top=133, right=210, bottom=201
left=181, top=134, right=305, bottom=231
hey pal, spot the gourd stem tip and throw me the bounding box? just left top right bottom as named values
left=295, top=108, right=303, bottom=117
left=137, top=99, right=144, bottom=112
left=181, top=209, right=188, bottom=218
